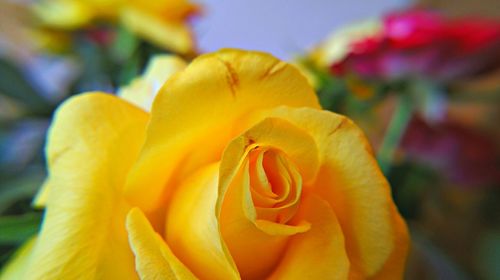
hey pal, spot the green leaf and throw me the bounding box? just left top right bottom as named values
left=477, top=230, right=500, bottom=280
left=110, top=27, right=139, bottom=62
left=388, top=162, right=438, bottom=219
left=74, top=39, right=113, bottom=91
left=117, top=52, right=141, bottom=86
left=377, top=93, right=414, bottom=175
left=0, top=168, right=45, bottom=213
left=0, top=213, right=41, bottom=245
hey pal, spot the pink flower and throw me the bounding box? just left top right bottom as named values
left=332, top=9, right=500, bottom=81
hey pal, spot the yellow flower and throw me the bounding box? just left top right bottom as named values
left=2, top=49, right=408, bottom=279
left=290, top=59, right=319, bottom=89
left=118, top=54, right=187, bottom=111
left=33, top=0, right=199, bottom=54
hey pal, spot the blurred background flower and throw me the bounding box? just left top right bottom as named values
left=328, top=9, right=500, bottom=81
left=34, top=0, right=199, bottom=54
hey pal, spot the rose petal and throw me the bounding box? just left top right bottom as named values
left=269, top=195, right=350, bottom=279
left=268, top=107, right=409, bottom=277
left=217, top=117, right=320, bottom=278
left=369, top=208, right=409, bottom=279
left=165, top=163, right=240, bottom=280
left=126, top=208, right=197, bottom=280
left=220, top=158, right=309, bottom=279
left=119, top=55, right=187, bottom=112
left=26, top=93, right=148, bottom=279
left=126, top=49, right=319, bottom=213
left=218, top=117, right=320, bottom=205
left=0, top=236, right=37, bottom=280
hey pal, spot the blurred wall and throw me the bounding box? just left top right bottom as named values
left=193, top=0, right=409, bottom=59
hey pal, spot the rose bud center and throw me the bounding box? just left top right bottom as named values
left=249, top=147, right=302, bottom=224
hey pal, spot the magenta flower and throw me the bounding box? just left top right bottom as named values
left=332, top=9, right=500, bottom=81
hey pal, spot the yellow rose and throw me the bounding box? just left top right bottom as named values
left=1, top=49, right=408, bottom=279
left=33, top=0, right=199, bottom=53
left=118, top=54, right=187, bottom=111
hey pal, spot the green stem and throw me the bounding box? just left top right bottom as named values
left=377, top=94, right=413, bottom=175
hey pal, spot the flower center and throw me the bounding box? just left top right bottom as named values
left=248, top=147, right=302, bottom=224
left=218, top=145, right=309, bottom=279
